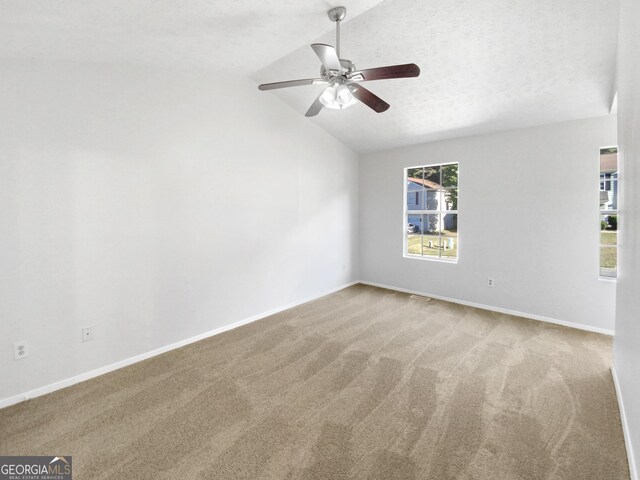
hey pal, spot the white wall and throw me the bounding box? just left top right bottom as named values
left=359, top=116, right=617, bottom=332
left=614, top=0, right=640, bottom=475
left=0, top=60, right=358, bottom=402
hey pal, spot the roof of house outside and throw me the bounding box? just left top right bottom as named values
left=408, top=177, right=441, bottom=189
left=600, top=153, right=618, bottom=173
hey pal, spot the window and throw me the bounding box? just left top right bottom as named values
left=405, top=163, right=458, bottom=261
left=599, top=147, right=618, bottom=278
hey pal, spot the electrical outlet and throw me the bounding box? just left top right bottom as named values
left=82, top=327, right=94, bottom=342
left=487, top=277, right=495, bottom=288
left=14, top=341, right=29, bottom=360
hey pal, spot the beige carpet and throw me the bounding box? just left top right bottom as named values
left=0, top=284, right=629, bottom=479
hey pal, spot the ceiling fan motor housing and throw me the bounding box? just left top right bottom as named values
left=321, top=59, right=355, bottom=78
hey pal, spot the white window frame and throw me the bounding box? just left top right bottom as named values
left=403, top=162, right=459, bottom=263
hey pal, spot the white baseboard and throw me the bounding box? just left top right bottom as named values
left=359, top=280, right=614, bottom=336
left=0, top=281, right=358, bottom=410
left=612, top=368, right=638, bottom=480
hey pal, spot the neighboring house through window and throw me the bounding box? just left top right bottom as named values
left=405, top=163, right=458, bottom=260
left=600, top=147, right=618, bottom=278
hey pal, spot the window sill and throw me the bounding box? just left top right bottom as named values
left=403, top=254, right=458, bottom=264
left=598, top=276, right=617, bottom=283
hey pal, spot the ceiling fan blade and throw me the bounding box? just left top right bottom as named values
left=305, top=93, right=324, bottom=117
left=349, top=84, right=390, bottom=113
left=311, top=43, right=342, bottom=75
left=258, top=78, right=327, bottom=91
left=349, top=63, right=420, bottom=82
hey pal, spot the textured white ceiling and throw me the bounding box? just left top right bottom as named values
left=0, top=0, right=383, bottom=73
left=255, top=0, right=620, bottom=152
left=1, top=0, right=620, bottom=152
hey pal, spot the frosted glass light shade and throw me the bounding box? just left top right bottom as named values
left=319, top=83, right=357, bottom=110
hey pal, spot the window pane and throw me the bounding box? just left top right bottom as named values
left=423, top=166, right=441, bottom=186
left=407, top=167, right=423, bottom=179
left=442, top=164, right=459, bottom=187
left=442, top=189, right=458, bottom=210
left=600, top=230, right=617, bottom=246
left=422, top=214, right=440, bottom=258
left=407, top=233, right=422, bottom=255
left=600, top=150, right=618, bottom=211
left=601, top=191, right=617, bottom=211
left=407, top=214, right=423, bottom=233
left=442, top=213, right=457, bottom=259
left=407, top=171, right=425, bottom=207
left=425, top=189, right=439, bottom=210
left=441, top=236, right=458, bottom=258
left=406, top=187, right=424, bottom=211
left=424, top=213, right=439, bottom=235
left=442, top=213, right=458, bottom=236
left=422, top=234, right=440, bottom=258
left=407, top=214, right=423, bottom=255
left=600, top=247, right=617, bottom=274
left=600, top=215, right=618, bottom=245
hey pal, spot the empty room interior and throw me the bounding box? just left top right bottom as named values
left=1, top=0, right=640, bottom=479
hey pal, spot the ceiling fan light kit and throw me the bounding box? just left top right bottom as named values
left=258, top=6, right=421, bottom=117
left=319, top=79, right=357, bottom=109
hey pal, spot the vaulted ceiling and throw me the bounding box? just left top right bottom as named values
left=1, top=0, right=619, bottom=153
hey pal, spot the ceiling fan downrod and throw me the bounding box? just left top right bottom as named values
left=327, top=6, right=347, bottom=58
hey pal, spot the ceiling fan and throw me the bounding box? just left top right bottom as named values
left=258, top=6, right=420, bottom=117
